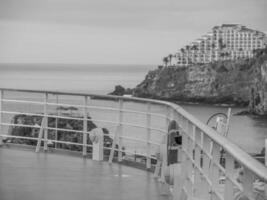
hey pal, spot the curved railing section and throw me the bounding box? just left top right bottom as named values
left=0, top=88, right=266, bottom=200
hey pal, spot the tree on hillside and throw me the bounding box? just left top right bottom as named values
left=163, top=57, right=169, bottom=67
left=185, top=45, right=190, bottom=52
left=168, top=54, right=173, bottom=66
left=191, top=45, right=198, bottom=51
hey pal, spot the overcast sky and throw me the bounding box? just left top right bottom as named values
left=0, top=0, right=266, bottom=65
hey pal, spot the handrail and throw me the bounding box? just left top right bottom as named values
left=0, top=87, right=266, bottom=199
left=0, top=88, right=167, bottom=105
left=0, top=111, right=166, bottom=134
left=2, top=98, right=169, bottom=119
left=1, top=87, right=267, bottom=179
left=171, top=104, right=267, bottom=181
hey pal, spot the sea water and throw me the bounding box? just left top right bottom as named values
left=0, top=63, right=153, bottom=94
left=0, top=63, right=266, bottom=154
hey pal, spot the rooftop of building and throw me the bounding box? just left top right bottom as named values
left=221, top=24, right=241, bottom=27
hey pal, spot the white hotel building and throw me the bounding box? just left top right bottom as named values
left=175, top=24, right=267, bottom=66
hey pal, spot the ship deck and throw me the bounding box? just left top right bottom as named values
left=0, top=148, right=171, bottom=200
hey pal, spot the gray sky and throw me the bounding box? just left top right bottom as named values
left=0, top=0, right=266, bottom=65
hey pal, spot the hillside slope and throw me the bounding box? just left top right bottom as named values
left=133, top=48, right=267, bottom=114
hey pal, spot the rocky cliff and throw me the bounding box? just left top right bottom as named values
left=134, top=48, right=267, bottom=113
left=250, top=60, right=267, bottom=115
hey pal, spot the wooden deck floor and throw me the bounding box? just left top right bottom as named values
left=0, top=148, right=172, bottom=200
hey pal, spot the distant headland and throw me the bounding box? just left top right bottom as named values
left=110, top=24, right=267, bottom=116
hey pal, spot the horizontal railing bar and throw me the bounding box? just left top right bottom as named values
left=1, top=122, right=84, bottom=133
left=2, top=99, right=44, bottom=105
left=118, top=135, right=161, bottom=146
left=0, top=135, right=93, bottom=147
left=0, top=135, right=39, bottom=141
left=101, top=146, right=157, bottom=160
left=46, top=126, right=84, bottom=134
left=2, top=122, right=42, bottom=129
left=1, top=112, right=166, bottom=134
left=122, top=149, right=156, bottom=159
left=116, top=108, right=167, bottom=119
left=0, top=88, right=167, bottom=106
left=0, top=134, right=157, bottom=159
left=1, top=111, right=117, bottom=126
left=2, top=100, right=169, bottom=120
left=47, top=139, right=93, bottom=147
left=2, top=110, right=44, bottom=117
left=49, top=102, right=167, bottom=119
left=119, top=122, right=166, bottom=133
left=1, top=123, right=161, bottom=145
left=47, top=102, right=114, bottom=110
left=0, top=134, right=157, bottom=160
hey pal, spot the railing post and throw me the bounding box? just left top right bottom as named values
left=55, top=95, right=59, bottom=149
left=159, top=106, right=170, bottom=182
left=83, top=96, right=88, bottom=156
left=35, top=118, right=45, bottom=153
left=224, top=153, right=235, bottom=200
left=265, top=139, right=267, bottom=167
left=91, top=128, right=104, bottom=161
left=43, top=92, right=48, bottom=151
left=108, top=125, right=119, bottom=163
left=0, top=90, right=3, bottom=146
left=192, top=125, right=198, bottom=195
left=178, top=118, right=189, bottom=199
left=265, top=139, right=267, bottom=196
left=225, top=108, right=231, bottom=136
left=118, top=99, right=123, bottom=162
left=160, top=134, right=167, bottom=182
left=146, top=102, right=151, bottom=169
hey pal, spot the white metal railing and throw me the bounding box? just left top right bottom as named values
left=0, top=88, right=266, bottom=200
left=0, top=88, right=167, bottom=166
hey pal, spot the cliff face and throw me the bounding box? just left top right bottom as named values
left=134, top=48, right=267, bottom=113
left=250, top=61, right=267, bottom=115
left=134, top=59, right=256, bottom=105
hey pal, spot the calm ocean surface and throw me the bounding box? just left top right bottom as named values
left=0, top=63, right=266, bottom=154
